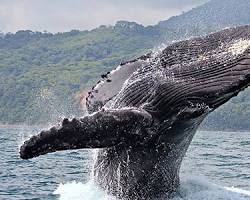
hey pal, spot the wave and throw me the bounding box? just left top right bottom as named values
left=53, top=181, right=115, bottom=200
left=53, top=177, right=250, bottom=200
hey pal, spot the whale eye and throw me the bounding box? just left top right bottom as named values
left=87, top=100, right=104, bottom=114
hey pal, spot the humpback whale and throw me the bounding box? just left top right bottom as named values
left=20, top=26, right=250, bottom=199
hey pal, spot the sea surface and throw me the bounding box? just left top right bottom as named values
left=0, top=126, right=249, bottom=200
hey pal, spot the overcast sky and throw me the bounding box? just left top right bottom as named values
left=0, top=0, right=209, bottom=33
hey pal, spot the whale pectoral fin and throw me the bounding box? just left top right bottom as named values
left=20, top=108, right=152, bottom=159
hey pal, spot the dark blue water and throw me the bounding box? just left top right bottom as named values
left=0, top=126, right=249, bottom=200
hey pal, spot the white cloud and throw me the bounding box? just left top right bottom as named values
left=0, top=0, right=209, bottom=33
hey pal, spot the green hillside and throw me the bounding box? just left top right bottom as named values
left=0, top=22, right=161, bottom=124
left=1, top=0, right=250, bottom=129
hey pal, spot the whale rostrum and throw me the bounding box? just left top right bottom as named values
left=20, top=26, right=250, bottom=199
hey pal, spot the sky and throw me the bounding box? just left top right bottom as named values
left=0, top=0, right=209, bottom=33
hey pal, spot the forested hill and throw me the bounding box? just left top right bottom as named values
left=158, top=0, right=250, bottom=32
left=1, top=0, right=250, bottom=130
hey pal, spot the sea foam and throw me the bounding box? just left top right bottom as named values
left=54, top=177, right=250, bottom=200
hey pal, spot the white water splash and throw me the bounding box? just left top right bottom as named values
left=172, top=177, right=250, bottom=200
left=53, top=177, right=250, bottom=200
left=225, top=187, right=250, bottom=196
left=53, top=181, right=115, bottom=200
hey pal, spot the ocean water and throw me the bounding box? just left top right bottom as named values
left=0, top=126, right=249, bottom=200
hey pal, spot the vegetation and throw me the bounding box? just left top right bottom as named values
left=0, top=0, right=250, bottom=129
left=0, top=23, right=160, bottom=124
